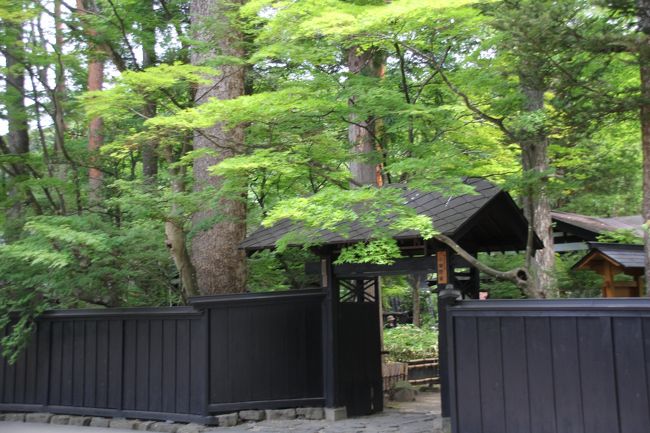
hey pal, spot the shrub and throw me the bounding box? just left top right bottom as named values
left=383, top=324, right=438, bottom=362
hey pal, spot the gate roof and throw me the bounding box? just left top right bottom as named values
left=241, top=178, right=541, bottom=254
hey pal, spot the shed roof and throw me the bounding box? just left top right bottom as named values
left=573, top=243, right=645, bottom=270
left=552, top=211, right=644, bottom=239
left=241, top=178, right=539, bottom=253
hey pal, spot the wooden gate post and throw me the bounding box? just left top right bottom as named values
left=438, top=276, right=460, bottom=418
left=320, top=253, right=339, bottom=408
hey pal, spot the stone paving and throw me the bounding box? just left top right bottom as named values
left=209, top=410, right=443, bottom=433
left=0, top=392, right=443, bottom=433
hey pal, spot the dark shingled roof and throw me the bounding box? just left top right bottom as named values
left=552, top=211, right=644, bottom=238
left=241, top=178, right=536, bottom=252
left=573, top=243, right=645, bottom=270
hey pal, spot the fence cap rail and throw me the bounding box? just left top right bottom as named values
left=450, top=298, right=650, bottom=312
left=189, top=288, right=325, bottom=307
left=37, top=305, right=201, bottom=319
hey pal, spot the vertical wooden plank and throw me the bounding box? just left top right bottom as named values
left=231, top=306, right=243, bottom=403
left=175, top=319, right=190, bottom=414
left=578, top=317, right=620, bottom=433
left=209, top=308, right=229, bottom=404
left=229, top=306, right=252, bottom=403
left=96, top=320, right=109, bottom=408
left=613, top=317, right=650, bottom=433
left=453, top=316, right=482, bottom=433
left=2, top=324, right=17, bottom=404
left=59, top=320, right=74, bottom=406
left=122, top=319, right=137, bottom=410
left=135, top=320, right=149, bottom=412
left=501, top=317, right=531, bottom=433
left=306, top=301, right=324, bottom=397
left=525, top=317, right=557, bottom=433
left=14, top=338, right=26, bottom=404
left=269, top=305, right=289, bottom=400
left=162, top=319, right=177, bottom=413
left=4, top=324, right=17, bottom=404
left=148, top=319, right=163, bottom=412
left=190, top=314, right=207, bottom=414
left=0, top=326, right=5, bottom=403
left=36, top=320, right=51, bottom=405
left=23, top=330, right=38, bottom=403
left=108, top=319, right=123, bottom=409
left=249, top=305, right=271, bottom=402
left=293, top=302, right=308, bottom=398
left=48, top=321, right=63, bottom=405
left=551, top=317, right=585, bottom=433
left=72, top=320, right=85, bottom=407
left=477, top=317, right=506, bottom=433
left=644, top=318, right=650, bottom=431
left=84, top=320, right=97, bottom=407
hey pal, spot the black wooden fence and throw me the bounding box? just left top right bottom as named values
left=0, top=289, right=325, bottom=424
left=447, top=299, right=650, bottom=433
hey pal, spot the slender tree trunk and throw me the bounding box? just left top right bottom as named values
left=407, top=274, right=422, bottom=327
left=348, top=47, right=385, bottom=187
left=87, top=61, right=104, bottom=206
left=518, top=62, right=555, bottom=298
left=164, top=141, right=198, bottom=299
left=190, top=0, right=247, bottom=295
left=54, top=0, right=66, bottom=162
left=638, top=0, right=650, bottom=295
left=3, top=21, right=30, bottom=242
left=141, top=0, right=158, bottom=181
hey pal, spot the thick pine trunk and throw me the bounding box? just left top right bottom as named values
left=519, top=65, right=555, bottom=298
left=348, top=47, right=384, bottom=187
left=3, top=22, right=30, bottom=242
left=638, top=0, right=650, bottom=295
left=190, top=0, right=247, bottom=295
left=76, top=0, right=104, bottom=207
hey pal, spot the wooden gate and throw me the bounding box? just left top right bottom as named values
left=336, top=278, right=383, bottom=416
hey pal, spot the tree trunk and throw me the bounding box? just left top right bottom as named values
left=518, top=62, right=555, bottom=298
left=76, top=0, right=104, bottom=207
left=638, top=0, right=650, bottom=295
left=164, top=141, right=198, bottom=299
left=190, top=0, right=247, bottom=295
left=407, top=274, right=422, bottom=327
left=87, top=61, right=104, bottom=206
left=53, top=0, right=67, bottom=166
left=3, top=21, right=30, bottom=242
left=141, top=0, right=158, bottom=181
left=348, top=47, right=385, bottom=187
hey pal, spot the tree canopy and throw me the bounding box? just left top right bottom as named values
left=0, top=0, right=647, bottom=354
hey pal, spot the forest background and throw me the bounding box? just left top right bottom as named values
left=1, top=0, right=648, bottom=354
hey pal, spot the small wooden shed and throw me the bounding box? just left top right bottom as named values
left=572, top=242, right=645, bottom=297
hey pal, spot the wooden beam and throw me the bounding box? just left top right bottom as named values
left=306, top=256, right=437, bottom=278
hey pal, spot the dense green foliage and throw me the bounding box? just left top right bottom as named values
left=479, top=252, right=603, bottom=299
left=383, top=324, right=438, bottom=362
left=1, top=0, right=647, bottom=356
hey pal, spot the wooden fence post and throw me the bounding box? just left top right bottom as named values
left=438, top=283, right=460, bottom=418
